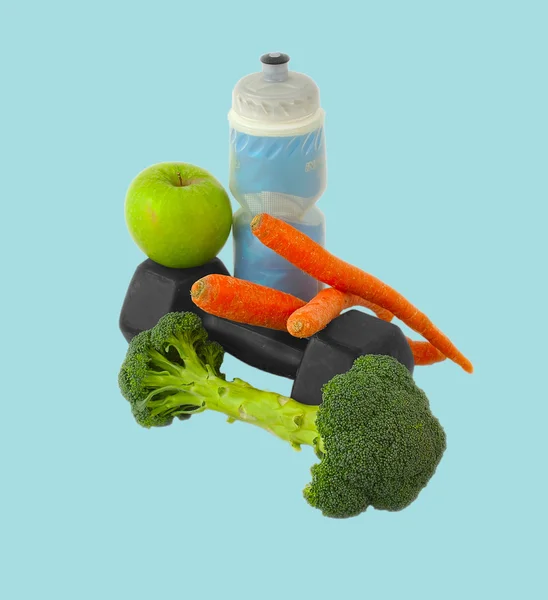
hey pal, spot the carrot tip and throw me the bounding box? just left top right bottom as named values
left=250, top=214, right=264, bottom=231
left=190, top=279, right=206, bottom=298
left=289, top=320, right=303, bottom=333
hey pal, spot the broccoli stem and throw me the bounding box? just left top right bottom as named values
left=205, top=377, right=322, bottom=454
left=143, top=344, right=323, bottom=454
left=145, top=366, right=322, bottom=454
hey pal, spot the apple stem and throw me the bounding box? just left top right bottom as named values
left=177, top=171, right=184, bottom=186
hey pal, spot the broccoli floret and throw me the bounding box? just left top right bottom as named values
left=118, top=312, right=446, bottom=518
left=118, top=312, right=225, bottom=428
left=304, top=354, right=447, bottom=517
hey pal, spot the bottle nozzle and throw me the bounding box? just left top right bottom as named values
left=260, top=52, right=290, bottom=82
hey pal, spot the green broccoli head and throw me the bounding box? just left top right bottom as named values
left=118, top=312, right=225, bottom=428
left=304, top=355, right=447, bottom=518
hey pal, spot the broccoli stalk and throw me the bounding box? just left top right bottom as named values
left=119, top=312, right=446, bottom=519
left=192, top=383, right=322, bottom=453
left=145, top=361, right=322, bottom=452
left=119, top=311, right=323, bottom=453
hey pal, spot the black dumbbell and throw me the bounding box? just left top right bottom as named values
left=120, top=258, right=414, bottom=405
left=119, top=256, right=231, bottom=340
left=119, top=257, right=308, bottom=378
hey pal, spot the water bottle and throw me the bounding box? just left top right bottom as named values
left=229, top=52, right=327, bottom=301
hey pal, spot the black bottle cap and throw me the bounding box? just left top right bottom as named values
left=260, top=52, right=290, bottom=65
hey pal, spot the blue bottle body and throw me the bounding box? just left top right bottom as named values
left=229, top=126, right=326, bottom=301
left=233, top=208, right=325, bottom=301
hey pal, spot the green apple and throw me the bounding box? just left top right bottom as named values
left=125, top=162, right=233, bottom=268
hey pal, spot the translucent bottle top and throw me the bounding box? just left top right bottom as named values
left=229, top=52, right=323, bottom=136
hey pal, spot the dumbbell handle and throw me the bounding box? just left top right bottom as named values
left=202, top=313, right=307, bottom=379
left=119, top=257, right=308, bottom=378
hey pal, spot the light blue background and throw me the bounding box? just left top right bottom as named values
left=1, top=1, right=546, bottom=598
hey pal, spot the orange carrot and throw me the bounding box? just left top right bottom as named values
left=406, top=340, right=446, bottom=366
left=287, top=288, right=393, bottom=338
left=286, top=287, right=445, bottom=366
left=353, top=297, right=394, bottom=322
left=251, top=213, right=473, bottom=373
left=191, top=274, right=304, bottom=330
left=193, top=275, right=445, bottom=367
